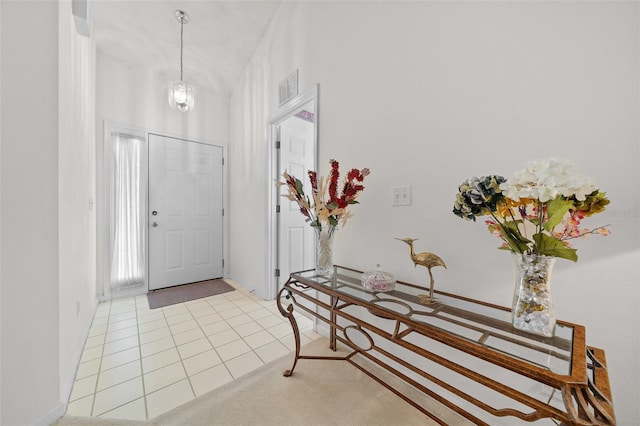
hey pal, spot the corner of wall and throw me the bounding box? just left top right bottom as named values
left=56, top=294, right=100, bottom=423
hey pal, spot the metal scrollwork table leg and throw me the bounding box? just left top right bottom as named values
left=276, top=282, right=348, bottom=377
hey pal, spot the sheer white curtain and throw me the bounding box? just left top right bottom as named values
left=110, top=132, right=146, bottom=294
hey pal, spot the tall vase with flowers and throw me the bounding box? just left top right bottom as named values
left=279, top=159, right=370, bottom=276
left=453, top=158, right=610, bottom=336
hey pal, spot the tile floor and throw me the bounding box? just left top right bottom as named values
left=65, top=280, right=320, bottom=421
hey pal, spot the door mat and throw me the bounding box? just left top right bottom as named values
left=147, top=279, right=235, bottom=309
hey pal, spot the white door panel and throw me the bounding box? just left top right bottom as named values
left=149, top=134, right=223, bottom=290
left=278, top=118, right=315, bottom=287
left=287, top=227, right=305, bottom=273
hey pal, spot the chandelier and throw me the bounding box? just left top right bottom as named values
left=168, top=10, right=194, bottom=112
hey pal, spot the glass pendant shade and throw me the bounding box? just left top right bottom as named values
left=168, top=80, right=194, bottom=112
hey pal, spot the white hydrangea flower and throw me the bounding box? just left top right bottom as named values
left=500, top=158, right=597, bottom=202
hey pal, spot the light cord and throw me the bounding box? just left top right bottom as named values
left=180, top=18, right=184, bottom=81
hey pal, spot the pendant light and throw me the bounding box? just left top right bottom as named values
left=168, top=10, right=194, bottom=112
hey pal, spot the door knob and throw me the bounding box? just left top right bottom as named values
left=152, top=222, right=159, bottom=227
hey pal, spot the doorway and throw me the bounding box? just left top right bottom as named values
left=266, top=85, right=318, bottom=300
left=148, top=134, right=224, bottom=290
left=101, top=123, right=228, bottom=299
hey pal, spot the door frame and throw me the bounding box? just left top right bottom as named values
left=99, top=121, right=229, bottom=300
left=147, top=133, right=225, bottom=290
left=265, top=85, right=319, bottom=300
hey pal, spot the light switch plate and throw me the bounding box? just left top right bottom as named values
left=392, top=186, right=411, bottom=206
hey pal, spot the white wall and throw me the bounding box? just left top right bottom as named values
left=58, top=0, right=97, bottom=412
left=1, top=1, right=98, bottom=423
left=229, top=1, right=639, bottom=423
left=0, top=3, right=232, bottom=422
left=96, top=53, right=230, bottom=145
left=1, top=1, right=61, bottom=424
left=0, top=1, right=4, bottom=422
left=95, top=52, right=230, bottom=297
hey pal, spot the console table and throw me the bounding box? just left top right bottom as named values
left=276, top=265, right=615, bottom=425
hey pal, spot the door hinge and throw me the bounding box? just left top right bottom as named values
left=275, top=268, right=280, bottom=277
left=275, top=205, right=280, bottom=213
left=222, top=208, right=225, bottom=216
left=275, top=140, right=281, bottom=149
left=222, top=259, right=225, bottom=268
left=222, top=157, right=225, bottom=166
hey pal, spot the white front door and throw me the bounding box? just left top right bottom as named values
left=148, top=134, right=224, bottom=290
left=278, top=113, right=315, bottom=287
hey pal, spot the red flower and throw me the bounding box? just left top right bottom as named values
left=328, top=159, right=340, bottom=203
left=308, top=170, right=318, bottom=191
left=279, top=160, right=369, bottom=229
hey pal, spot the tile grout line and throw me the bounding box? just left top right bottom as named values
left=215, top=292, right=287, bottom=375
left=92, top=299, right=144, bottom=419
left=160, top=298, right=202, bottom=412
left=89, top=300, right=111, bottom=417
left=133, top=288, right=269, bottom=415
left=74, top=288, right=315, bottom=421
left=100, top=300, right=314, bottom=418
left=136, top=295, right=150, bottom=421
left=217, top=293, right=267, bottom=376
left=202, top=291, right=245, bottom=385
left=181, top=297, right=219, bottom=399
left=164, top=291, right=263, bottom=392
left=166, top=291, right=259, bottom=404
left=230, top=294, right=310, bottom=360
left=184, top=291, right=262, bottom=383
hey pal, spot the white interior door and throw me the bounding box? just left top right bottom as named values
left=278, top=114, right=315, bottom=287
left=267, top=85, right=318, bottom=300
left=148, top=134, right=223, bottom=290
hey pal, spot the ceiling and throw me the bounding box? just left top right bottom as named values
left=91, top=0, right=282, bottom=95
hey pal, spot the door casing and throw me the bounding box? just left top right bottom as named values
left=277, top=107, right=316, bottom=292
left=265, top=85, right=319, bottom=300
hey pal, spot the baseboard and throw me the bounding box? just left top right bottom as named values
left=227, top=273, right=266, bottom=299
left=34, top=401, right=66, bottom=426
left=54, top=295, right=100, bottom=422
left=315, top=321, right=331, bottom=338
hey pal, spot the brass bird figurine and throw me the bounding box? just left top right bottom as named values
left=395, top=238, right=446, bottom=303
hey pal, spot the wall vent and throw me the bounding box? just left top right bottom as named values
left=72, top=0, right=91, bottom=37
left=278, top=70, right=298, bottom=105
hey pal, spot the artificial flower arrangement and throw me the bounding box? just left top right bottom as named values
left=453, top=158, right=610, bottom=262
left=279, top=159, right=370, bottom=229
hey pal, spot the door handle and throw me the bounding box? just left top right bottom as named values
left=152, top=222, right=159, bottom=227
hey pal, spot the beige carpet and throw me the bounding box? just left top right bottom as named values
left=56, top=338, right=470, bottom=426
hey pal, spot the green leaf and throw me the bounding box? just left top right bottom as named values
left=295, top=178, right=305, bottom=196
left=544, top=198, right=573, bottom=232
left=499, top=220, right=530, bottom=253
left=533, top=233, right=578, bottom=261
left=328, top=216, right=339, bottom=226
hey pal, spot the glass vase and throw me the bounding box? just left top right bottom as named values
left=314, top=225, right=336, bottom=276
left=511, top=253, right=557, bottom=337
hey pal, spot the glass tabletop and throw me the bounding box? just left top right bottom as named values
left=290, top=265, right=574, bottom=375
